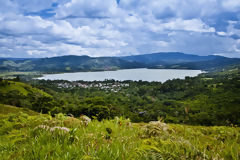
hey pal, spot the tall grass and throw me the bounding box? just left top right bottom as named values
left=0, top=112, right=239, bottom=159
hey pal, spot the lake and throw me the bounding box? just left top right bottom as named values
left=38, top=69, right=203, bottom=82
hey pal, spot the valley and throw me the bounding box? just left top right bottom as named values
left=0, top=66, right=240, bottom=159
left=0, top=53, right=240, bottom=159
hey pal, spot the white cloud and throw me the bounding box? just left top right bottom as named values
left=12, top=0, right=55, bottom=12
left=56, top=0, right=119, bottom=18
left=0, top=0, right=240, bottom=58
left=119, top=0, right=221, bottom=19
left=149, top=18, right=216, bottom=33
left=0, top=53, right=10, bottom=57
left=222, top=0, right=240, bottom=11
left=156, top=41, right=169, bottom=47
left=0, top=0, right=19, bottom=14
left=217, top=31, right=227, bottom=36
left=27, top=50, right=47, bottom=56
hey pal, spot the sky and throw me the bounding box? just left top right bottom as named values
left=0, top=0, right=240, bottom=58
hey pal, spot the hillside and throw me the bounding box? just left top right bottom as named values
left=0, top=80, right=51, bottom=97
left=1, top=67, right=240, bottom=126
left=121, top=52, right=217, bottom=65
left=0, top=69, right=239, bottom=159
left=0, top=104, right=38, bottom=115
left=0, top=80, right=56, bottom=113
left=1, top=52, right=240, bottom=73
left=0, top=108, right=239, bottom=159
left=0, top=55, right=144, bottom=72
left=121, top=52, right=240, bottom=71
left=155, top=56, right=240, bottom=71
left=29, top=67, right=240, bottom=126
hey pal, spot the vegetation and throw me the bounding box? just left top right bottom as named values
left=0, top=104, right=38, bottom=115
left=1, top=67, right=240, bottom=126
left=10, top=67, right=237, bottom=126
left=0, top=107, right=239, bottom=159
left=1, top=53, right=240, bottom=72
left=122, top=52, right=217, bottom=65
left=0, top=55, right=143, bottom=72
left=0, top=72, right=40, bottom=79
left=157, top=56, right=240, bottom=71
left=0, top=65, right=239, bottom=159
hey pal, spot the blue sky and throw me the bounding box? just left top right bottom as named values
left=0, top=0, right=240, bottom=58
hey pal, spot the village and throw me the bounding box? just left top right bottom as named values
left=56, top=81, right=130, bottom=92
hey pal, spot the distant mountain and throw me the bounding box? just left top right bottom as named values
left=121, top=52, right=240, bottom=71
left=0, top=58, right=38, bottom=61
left=0, top=52, right=240, bottom=72
left=120, top=52, right=217, bottom=66
left=29, top=55, right=145, bottom=72
left=156, top=56, right=240, bottom=71
left=0, top=55, right=144, bottom=72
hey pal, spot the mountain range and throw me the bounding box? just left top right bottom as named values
left=0, top=52, right=240, bottom=72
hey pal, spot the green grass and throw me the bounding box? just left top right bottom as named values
left=0, top=104, right=38, bottom=115
left=0, top=80, right=51, bottom=97
left=0, top=71, right=40, bottom=79
left=0, top=108, right=239, bottom=160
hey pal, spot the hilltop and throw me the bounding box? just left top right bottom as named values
left=0, top=55, right=143, bottom=72
left=0, top=80, right=56, bottom=113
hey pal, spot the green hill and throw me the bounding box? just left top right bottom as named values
left=121, top=52, right=217, bottom=65
left=0, top=55, right=144, bottom=72
left=0, top=80, right=55, bottom=113
left=158, top=56, right=240, bottom=71
left=0, top=70, right=239, bottom=159
left=0, top=80, right=51, bottom=97
left=1, top=53, right=240, bottom=73
left=0, top=104, right=38, bottom=115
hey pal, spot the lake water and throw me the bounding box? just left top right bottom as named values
left=38, top=69, right=203, bottom=82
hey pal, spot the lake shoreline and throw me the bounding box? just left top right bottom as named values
left=37, top=68, right=203, bottom=82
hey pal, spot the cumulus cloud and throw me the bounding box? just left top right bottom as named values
left=147, top=18, right=215, bottom=33
left=222, top=0, right=240, bottom=11
left=55, top=0, right=119, bottom=18
left=12, top=0, right=56, bottom=12
left=0, top=0, right=240, bottom=58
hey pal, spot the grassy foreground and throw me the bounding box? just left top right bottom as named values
left=0, top=105, right=239, bottom=160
